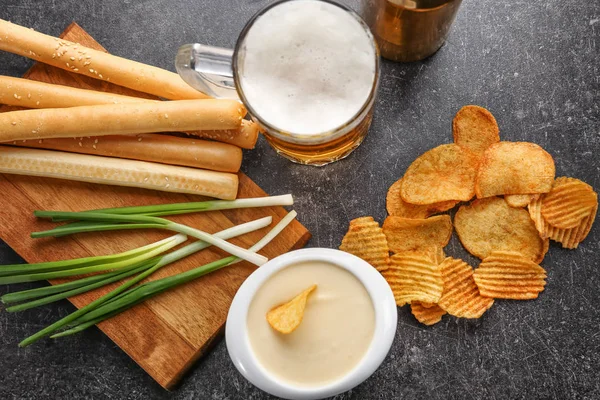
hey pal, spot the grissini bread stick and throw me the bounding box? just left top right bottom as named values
left=10, top=134, right=243, bottom=173
left=189, top=119, right=259, bottom=150
left=0, top=20, right=208, bottom=100
left=0, top=75, right=143, bottom=108
left=0, top=99, right=245, bottom=142
left=0, top=76, right=259, bottom=148
left=0, top=146, right=239, bottom=200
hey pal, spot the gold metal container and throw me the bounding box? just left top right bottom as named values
left=361, top=0, right=462, bottom=62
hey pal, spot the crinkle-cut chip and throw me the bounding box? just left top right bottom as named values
left=411, top=302, right=446, bottom=325
left=340, top=216, right=390, bottom=271
left=401, top=144, right=480, bottom=204
left=382, top=253, right=443, bottom=306
left=437, top=257, right=494, bottom=318
left=505, top=194, right=537, bottom=208
left=475, top=142, right=555, bottom=198
left=431, top=247, right=447, bottom=265
left=383, top=215, right=453, bottom=253
left=527, top=195, right=549, bottom=238
left=266, top=284, right=317, bottom=334
left=387, top=178, right=458, bottom=218
left=546, top=205, right=597, bottom=249
left=395, top=247, right=446, bottom=266
left=455, top=197, right=546, bottom=263
left=530, top=195, right=597, bottom=249
left=473, top=251, right=547, bottom=300
left=541, top=177, right=598, bottom=229
left=452, top=105, right=500, bottom=156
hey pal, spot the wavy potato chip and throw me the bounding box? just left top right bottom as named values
left=382, top=253, right=443, bottom=306
left=474, top=251, right=547, bottom=300
left=527, top=195, right=549, bottom=237
left=411, top=302, right=446, bottom=325
left=438, top=257, right=494, bottom=318
left=505, top=194, right=537, bottom=208
left=455, top=197, right=547, bottom=262
left=383, top=215, right=453, bottom=253
left=395, top=247, right=446, bottom=266
left=530, top=194, right=597, bottom=249
left=541, top=177, right=598, bottom=229
left=340, top=216, right=390, bottom=271
left=546, top=205, right=597, bottom=249
left=475, top=142, right=555, bottom=198
left=386, top=178, right=458, bottom=218
left=452, top=105, right=500, bottom=156
left=401, top=144, right=480, bottom=204
left=267, top=284, right=317, bottom=334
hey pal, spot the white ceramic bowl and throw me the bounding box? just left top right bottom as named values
left=226, top=248, right=397, bottom=400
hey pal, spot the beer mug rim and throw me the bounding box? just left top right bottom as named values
left=232, top=0, right=381, bottom=144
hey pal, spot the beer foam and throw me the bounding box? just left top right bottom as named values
left=238, top=0, right=377, bottom=135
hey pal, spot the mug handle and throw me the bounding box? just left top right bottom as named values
left=175, top=43, right=239, bottom=100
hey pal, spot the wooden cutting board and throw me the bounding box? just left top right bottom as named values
left=0, top=23, right=311, bottom=389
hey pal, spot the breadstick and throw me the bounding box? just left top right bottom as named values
left=0, top=99, right=244, bottom=142
left=188, top=119, right=260, bottom=150
left=10, top=134, right=242, bottom=173
left=0, top=146, right=239, bottom=200
left=0, top=76, right=259, bottom=148
left=0, top=75, right=143, bottom=108
left=0, top=19, right=208, bottom=100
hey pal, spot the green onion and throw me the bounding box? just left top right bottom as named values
left=4, top=259, right=157, bottom=312
left=0, top=234, right=181, bottom=277
left=4, top=216, right=272, bottom=311
left=50, top=311, right=122, bottom=338
left=44, top=195, right=294, bottom=221
left=48, top=211, right=297, bottom=340
left=2, top=267, right=143, bottom=304
left=31, top=213, right=268, bottom=266
left=0, top=234, right=188, bottom=285
left=17, top=215, right=276, bottom=347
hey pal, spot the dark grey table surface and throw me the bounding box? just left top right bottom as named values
left=1, top=0, right=599, bottom=399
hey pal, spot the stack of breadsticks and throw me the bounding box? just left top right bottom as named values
left=0, top=20, right=260, bottom=200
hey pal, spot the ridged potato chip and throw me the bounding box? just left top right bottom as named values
left=396, top=247, right=446, bottom=266
left=387, top=178, right=458, bottom=218
left=438, top=257, right=494, bottom=318
left=267, top=284, right=317, bottom=334
left=473, top=251, right=547, bottom=300
left=452, top=105, right=500, bottom=156
left=340, top=216, right=390, bottom=271
left=401, top=144, right=480, bottom=204
left=527, top=195, right=549, bottom=237
left=455, top=197, right=547, bottom=262
left=411, top=302, right=446, bottom=325
left=541, top=177, right=598, bottom=229
left=546, top=205, right=597, bottom=249
left=382, top=253, right=443, bottom=306
left=383, top=215, right=453, bottom=253
left=475, top=142, right=555, bottom=198
left=505, top=194, right=536, bottom=208
left=529, top=195, right=597, bottom=249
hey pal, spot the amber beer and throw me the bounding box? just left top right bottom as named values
left=233, top=0, right=380, bottom=166
left=361, top=0, right=462, bottom=62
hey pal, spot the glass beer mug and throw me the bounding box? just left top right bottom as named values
left=175, top=0, right=380, bottom=166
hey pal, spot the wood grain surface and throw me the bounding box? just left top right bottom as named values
left=0, top=23, right=310, bottom=389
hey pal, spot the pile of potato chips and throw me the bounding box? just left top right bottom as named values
left=339, top=105, right=598, bottom=326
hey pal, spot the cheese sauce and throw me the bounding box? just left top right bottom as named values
left=246, top=261, right=375, bottom=387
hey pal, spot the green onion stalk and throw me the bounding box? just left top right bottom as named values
left=0, top=234, right=188, bottom=285
left=45, top=194, right=293, bottom=220
left=2, top=216, right=272, bottom=312
left=18, top=211, right=296, bottom=347
left=32, top=212, right=268, bottom=266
